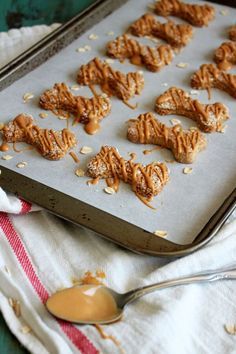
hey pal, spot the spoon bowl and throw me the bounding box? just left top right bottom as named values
left=46, top=265, right=236, bottom=325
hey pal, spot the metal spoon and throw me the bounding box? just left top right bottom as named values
left=46, top=265, right=236, bottom=325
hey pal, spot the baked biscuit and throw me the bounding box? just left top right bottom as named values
left=229, top=25, right=236, bottom=41
left=87, top=145, right=169, bottom=200
left=2, top=114, right=76, bottom=160
left=39, top=83, right=111, bottom=134
left=107, top=35, right=174, bottom=72
left=127, top=112, right=206, bottom=164
left=214, top=42, right=236, bottom=71
left=129, top=13, right=193, bottom=49
left=191, top=64, right=236, bottom=99
left=154, top=0, right=215, bottom=27
left=155, top=87, right=229, bottom=132
left=77, top=57, right=144, bottom=106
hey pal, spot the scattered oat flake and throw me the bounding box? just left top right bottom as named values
left=150, top=37, right=159, bottom=43
left=16, top=162, right=27, bottom=169
left=21, top=325, right=31, bottom=334
left=8, top=298, right=14, bottom=307
left=4, top=266, right=11, bottom=275
left=176, top=62, right=188, bottom=68
left=76, top=47, right=86, bottom=52
left=225, top=324, right=236, bottom=335
left=2, top=155, right=13, bottom=161
left=104, top=187, right=115, bottom=195
left=75, top=168, right=85, bottom=177
left=70, top=85, right=80, bottom=91
left=165, top=159, right=175, bottom=163
left=148, top=3, right=155, bottom=9
left=105, top=58, right=114, bottom=64
left=183, top=167, right=193, bottom=174
left=220, top=9, right=228, bottom=15
left=0, top=123, right=4, bottom=130
left=154, top=230, right=168, bottom=238
left=161, top=82, right=168, bottom=87
left=58, top=116, right=68, bottom=120
left=138, top=70, right=144, bottom=75
left=218, top=125, right=227, bottom=133
left=84, top=45, right=91, bottom=51
left=107, top=31, right=114, bottom=36
left=9, top=298, right=21, bottom=317
left=190, top=126, right=198, bottom=131
left=39, top=112, right=48, bottom=119
left=23, top=93, right=34, bottom=102
left=89, top=33, right=98, bottom=40
left=80, top=146, right=93, bottom=154
left=190, top=89, right=199, bottom=96
left=170, top=118, right=181, bottom=125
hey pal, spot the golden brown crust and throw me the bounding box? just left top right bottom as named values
left=2, top=114, right=76, bottom=160
left=214, top=42, right=236, bottom=71
left=39, top=83, right=111, bottom=134
left=107, top=35, right=173, bottom=72
left=77, top=57, right=144, bottom=103
left=127, top=112, right=206, bottom=164
left=87, top=145, right=169, bottom=199
left=154, top=0, right=215, bottom=27
left=129, top=13, right=193, bottom=49
left=155, top=87, right=229, bottom=132
left=229, top=25, right=236, bottom=41
left=191, top=64, right=236, bottom=99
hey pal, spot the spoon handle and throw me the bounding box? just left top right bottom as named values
left=123, top=264, right=236, bottom=306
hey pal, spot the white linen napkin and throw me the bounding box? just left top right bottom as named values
left=1, top=25, right=236, bottom=354
left=0, top=186, right=236, bottom=354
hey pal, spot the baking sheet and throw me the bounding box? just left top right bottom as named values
left=0, top=0, right=235, bottom=245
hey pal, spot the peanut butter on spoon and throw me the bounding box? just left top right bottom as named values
left=46, top=265, right=236, bottom=325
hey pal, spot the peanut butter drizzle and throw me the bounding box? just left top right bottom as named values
left=130, top=13, right=192, bottom=48
left=94, top=324, right=125, bottom=354
left=40, top=83, right=110, bottom=135
left=12, top=142, right=34, bottom=153
left=87, top=176, right=100, bottom=186
left=229, top=25, right=236, bottom=41
left=4, top=114, right=75, bottom=159
left=154, top=0, right=215, bottom=27
left=69, top=151, right=80, bottom=163
left=192, top=64, right=236, bottom=99
left=214, top=42, right=236, bottom=71
left=134, top=112, right=201, bottom=155
left=135, top=193, right=156, bottom=210
left=0, top=141, right=9, bottom=152
left=157, top=86, right=228, bottom=126
left=107, top=35, right=173, bottom=71
left=143, top=146, right=161, bottom=155
left=87, top=146, right=169, bottom=205
left=77, top=57, right=144, bottom=105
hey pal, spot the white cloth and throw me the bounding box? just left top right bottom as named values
left=0, top=26, right=236, bottom=354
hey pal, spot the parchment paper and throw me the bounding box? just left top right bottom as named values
left=0, top=0, right=235, bottom=245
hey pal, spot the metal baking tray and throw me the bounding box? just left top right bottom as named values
left=0, top=0, right=236, bottom=257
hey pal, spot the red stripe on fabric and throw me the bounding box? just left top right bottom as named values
left=19, top=199, right=32, bottom=215
left=0, top=212, right=98, bottom=354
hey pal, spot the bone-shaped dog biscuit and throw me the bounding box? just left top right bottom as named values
left=39, top=83, right=111, bottom=135
left=127, top=112, right=206, bottom=164
left=154, top=0, right=215, bottom=27
left=155, top=87, right=229, bottom=132
left=129, top=13, right=193, bottom=49
left=77, top=57, right=144, bottom=104
left=229, top=25, right=236, bottom=41
left=191, top=64, right=236, bottom=99
left=107, top=35, right=174, bottom=72
left=2, top=114, right=76, bottom=160
left=87, top=145, right=169, bottom=200
left=214, top=42, right=236, bottom=71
